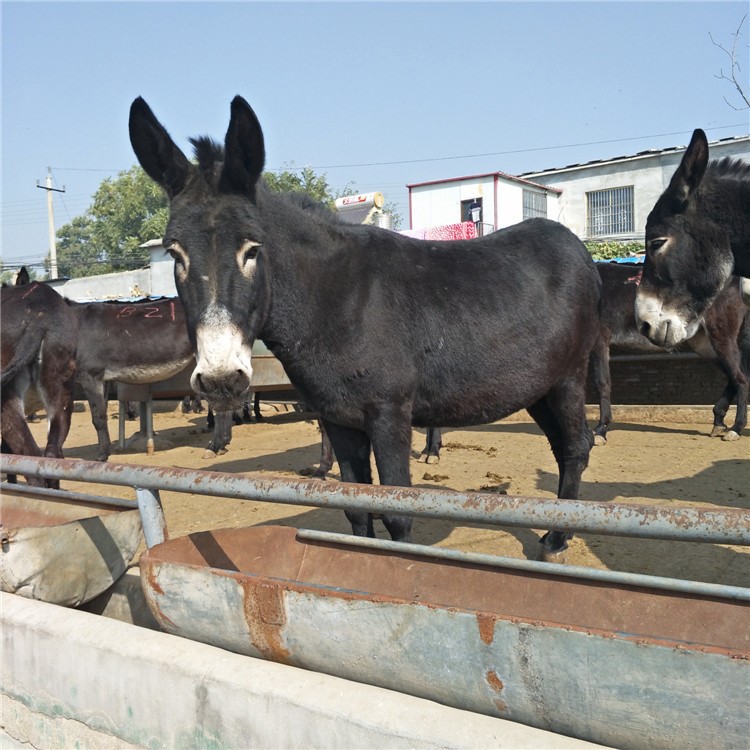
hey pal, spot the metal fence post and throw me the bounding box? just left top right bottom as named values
left=135, top=486, right=167, bottom=547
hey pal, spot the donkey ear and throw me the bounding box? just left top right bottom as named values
left=666, top=128, right=709, bottom=205
left=129, top=97, right=192, bottom=198
left=219, top=96, right=266, bottom=201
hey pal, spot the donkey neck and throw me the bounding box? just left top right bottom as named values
left=257, top=192, right=348, bottom=354
left=703, top=172, right=750, bottom=276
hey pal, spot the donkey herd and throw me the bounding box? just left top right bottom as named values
left=2, top=100, right=748, bottom=561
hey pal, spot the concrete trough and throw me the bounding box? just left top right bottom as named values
left=1, top=592, right=606, bottom=749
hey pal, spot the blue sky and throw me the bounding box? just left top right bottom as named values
left=2, top=1, right=749, bottom=272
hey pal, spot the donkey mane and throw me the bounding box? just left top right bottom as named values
left=190, top=136, right=224, bottom=181
left=706, top=156, right=750, bottom=182
left=188, top=135, right=340, bottom=225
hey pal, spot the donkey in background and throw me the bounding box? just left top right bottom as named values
left=636, top=128, right=750, bottom=347
left=592, top=262, right=749, bottom=444
left=1, top=280, right=79, bottom=487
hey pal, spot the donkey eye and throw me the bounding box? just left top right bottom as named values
left=237, top=240, right=261, bottom=276
left=648, top=238, right=668, bottom=253
left=165, top=240, right=189, bottom=279
left=242, top=240, right=261, bottom=262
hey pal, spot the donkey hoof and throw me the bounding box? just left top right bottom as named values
left=710, top=425, right=728, bottom=438
left=299, top=465, right=327, bottom=479
left=721, top=430, right=741, bottom=442
left=593, top=434, right=607, bottom=446
left=202, top=448, right=221, bottom=459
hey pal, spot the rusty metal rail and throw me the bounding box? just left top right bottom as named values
left=2, top=454, right=749, bottom=548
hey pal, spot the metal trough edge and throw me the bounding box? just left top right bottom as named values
left=296, top=529, right=750, bottom=601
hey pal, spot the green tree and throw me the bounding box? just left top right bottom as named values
left=56, top=166, right=168, bottom=277
left=263, top=164, right=339, bottom=205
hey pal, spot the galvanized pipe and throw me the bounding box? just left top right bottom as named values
left=296, top=529, right=750, bottom=602
left=2, top=455, right=748, bottom=545
left=135, top=487, right=167, bottom=547
left=0, top=481, right=139, bottom=510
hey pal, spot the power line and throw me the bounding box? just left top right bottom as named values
left=301, top=123, right=749, bottom=171
left=47, top=123, right=748, bottom=177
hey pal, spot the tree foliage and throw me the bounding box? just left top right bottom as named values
left=263, top=164, right=341, bottom=205
left=57, top=167, right=168, bottom=278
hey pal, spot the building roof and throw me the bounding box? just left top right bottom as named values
left=407, top=170, right=562, bottom=194
left=520, top=134, right=750, bottom=178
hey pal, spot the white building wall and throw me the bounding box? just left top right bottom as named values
left=410, top=176, right=495, bottom=230
left=526, top=137, right=750, bottom=242
left=409, top=175, right=559, bottom=234
left=495, top=180, right=523, bottom=228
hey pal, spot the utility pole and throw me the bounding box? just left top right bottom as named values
left=37, top=168, right=65, bottom=279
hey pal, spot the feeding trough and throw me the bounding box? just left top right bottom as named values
left=140, top=524, right=749, bottom=750
left=0, top=484, right=142, bottom=606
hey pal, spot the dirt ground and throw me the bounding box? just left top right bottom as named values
left=24, top=399, right=749, bottom=588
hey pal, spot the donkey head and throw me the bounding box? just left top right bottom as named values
left=635, top=129, right=734, bottom=348
left=129, top=96, right=270, bottom=409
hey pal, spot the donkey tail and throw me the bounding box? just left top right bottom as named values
left=0, top=336, right=41, bottom=387
left=739, top=310, right=750, bottom=378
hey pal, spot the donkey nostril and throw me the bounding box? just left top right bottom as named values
left=639, top=322, right=651, bottom=337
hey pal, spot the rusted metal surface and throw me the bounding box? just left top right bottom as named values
left=296, top=529, right=750, bottom=601
left=0, top=487, right=142, bottom=606
left=140, top=525, right=749, bottom=750
left=2, top=454, right=749, bottom=545
left=0, top=481, right=138, bottom=510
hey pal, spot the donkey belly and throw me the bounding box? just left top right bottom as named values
left=105, top=356, right=194, bottom=385
left=411, top=339, right=581, bottom=428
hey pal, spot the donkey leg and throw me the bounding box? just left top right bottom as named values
left=528, top=378, right=592, bottom=562
left=322, top=419, right=374, bottom=537
left=1, top=393, right=46, bottom=487
left=710, top=383, right=734, bottom=437
left=39, top=347, right=76, bottom=461
left=204, top=410, right=232, bottom=457
left=310, top=419, right=335, bottom=478
left=253, top=392, right=263, bottom=421
left=80, top=374, right=111, bottom=461
left=589, top=333, right=612, bottom=446
left=729, top=372, right=748, bottom=440
left=418, top=427, right=443, bottom=464
left=527, top=398, right=572, bottom=560
left=710, top=339, right=748, bottom=440
left=368, top=404, right=414, bottom=542
left=43, top=389, right=74, bottom=460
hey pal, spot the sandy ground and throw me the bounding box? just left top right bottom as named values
left=22, top=399, right=749, bottom=588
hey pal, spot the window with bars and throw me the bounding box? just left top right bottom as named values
left=522, top=190, right=547, bottom=219
left=586, top=186, right=634, bottom=236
